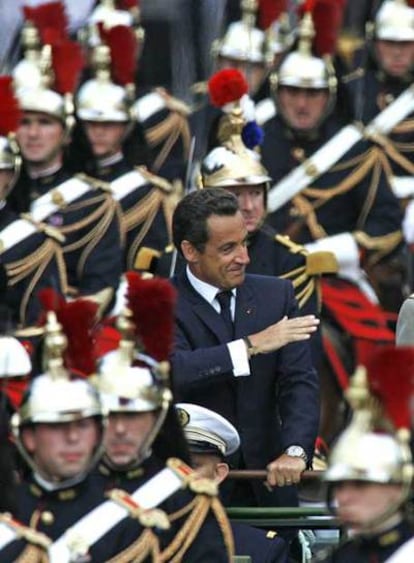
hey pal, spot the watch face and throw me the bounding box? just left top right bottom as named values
left=287, top=446, right=305, bottom=457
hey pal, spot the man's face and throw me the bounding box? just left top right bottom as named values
left=375, top=40, right=414, bottom=78
left=83, top=121, right=128, bottom=158
left=191, top=452, right=229, bottom=484
left=183, top=211, right=250, bottom=290
left=226, top=184, right=266, bottom=233
left=22, top=418, right=100, bottom=481
left=278, top=86, right=329, bottom=132
left=333, top=480, right=403, bottom=532
left=104, top=411, right=156, bottom=467
left=16, top=112, right=64, bottom=169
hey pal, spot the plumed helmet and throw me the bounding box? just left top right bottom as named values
left=0, top=337, right=31, bottom=378
left=11, top=311, right=104, bottom=486
left=324, top=350, right=414, bottom=527
left=202, top=145, right=271, bottom=188
left=13, top=312, right=102, bottom=426
left=325, top=430, right=408, bottom=484
left=76, top=22, right=139, bottom=123
left=215, top=21, right=266, bottom=64
left=375, top=0, right=414, bottom=42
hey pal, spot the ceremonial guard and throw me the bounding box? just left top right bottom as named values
left=75, top=31, right=174, bottom=273
left=344, top=1, right=414, bottom=268
left=0, top=336, right=51, bottom=562
left=0, top=76, right=66, bottom=330
left=90, top=272, right=233, bottom=561
left=261, top=0, right=405, bottom=314
left=7, top=4, right=122, bottom=317
left=317, top=347, right=414, bottom=562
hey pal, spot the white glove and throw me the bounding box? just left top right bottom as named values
left=305, top=233, right=378, bottom=303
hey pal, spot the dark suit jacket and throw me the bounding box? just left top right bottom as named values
left=232, top=522, right=288, bottom=562
left=171, top=271, right=319, bottom=475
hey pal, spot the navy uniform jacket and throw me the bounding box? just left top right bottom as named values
left=14, top=474, right=158, bottom=562
left=171, top=271, right=319, bottom=507
left=91, top=455, right=229, bottom=562
left=0, top=205, right=65, bottom=328
left=261, top=115, right=404, bottom=266
left=92, top=157, right=171, bottom=271
left=317, top=520, right=414, bottom=562
left=232, top=522, right=288, bottom=563
left=15, top=166, right=122, bottom=307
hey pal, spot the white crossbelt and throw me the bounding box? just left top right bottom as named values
left=0, top=218, right=39, bottom=254
left=267, top=84, right=414, bottom=212
left=109, top=170, right=148, bottom=201
left=48, top=466, right=184, bottom=562
left=30, top=177, right=92, bottom=223
left=0, top=521, right=19, bottom=550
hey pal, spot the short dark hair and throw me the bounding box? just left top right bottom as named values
left=172, top=188, right=239, bottom=254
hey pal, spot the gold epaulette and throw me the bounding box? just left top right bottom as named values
left=20, top=213, right=65, bottom=244
left=306, top=251, right=338, bottom=276
left=75, top=172, right=112, bottom=193
left=0, top=513, right=51, bottom=549
left=133, top=246, right=162, bottom=271
left=136, top=166, right=173, bottom=193
left=275, top=233, right=308, bottom=256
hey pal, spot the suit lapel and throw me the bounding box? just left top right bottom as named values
left=234, top=278, right=259, bottom=338
left=176, top=272, right=230, bottom=343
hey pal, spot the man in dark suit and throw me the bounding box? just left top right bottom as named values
left=170, top=187, right=320, bottom=511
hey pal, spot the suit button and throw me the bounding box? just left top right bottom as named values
left=40, top=511, right=54, bottom=525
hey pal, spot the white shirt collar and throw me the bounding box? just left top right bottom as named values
left=186, top=266, right=236, bottom=307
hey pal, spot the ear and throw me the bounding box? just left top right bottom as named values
left=21, top=427, right=36, bottom=453
left=181, top=240, right=199, bottom=264
left=215, top=462, right=230, bottom=484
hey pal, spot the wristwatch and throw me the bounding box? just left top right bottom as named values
left=285, top=445, right=308, bottom=465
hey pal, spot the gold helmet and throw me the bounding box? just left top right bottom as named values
left=325, top=347, right=414, bottom=529
left=213, top=0, right=265, bottom=65
left=374, top=0, right=414, bottom=42
left=12, top=21, right=43, bottom=91
left=271, top=0, right=343, bottom=125
left=76, top=22, right=139, bottom=123
left=11, top=311, right=104, bottom=485
left=76, top=45, right=131, bottom=123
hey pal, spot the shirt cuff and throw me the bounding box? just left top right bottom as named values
left=227, top=339, right=251, bottom=377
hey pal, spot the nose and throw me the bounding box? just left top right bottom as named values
left=112, top=415, right=126, bottom=434
left=239, top=192, right=254, bottom=211
left=236, top=243, right=250, bottom=265
left=65, top=422, right=81, bottom=442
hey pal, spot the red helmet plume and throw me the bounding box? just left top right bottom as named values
left=257, top=0, right=288, bottom=30
left=99, top=24, right=138, bottom=86
left=299, top=0, right=346, bottom=57
left=38, top=289, right=99, bottom=376
left=0, top=77, right=21, bottom=136
left=23, top=1, right=68, bottom=43
left=208, top=68, right=249, bottom=108
left=52, top=40, right=85, bottom=95
left=126, top=272, right=177, bottom=362
left=366, top=346, right=414, bottom=431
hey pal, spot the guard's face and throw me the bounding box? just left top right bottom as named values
left=104, top=411, right=156, bottom=467
left=226, top=184, right=266, bottom=233
left=22, top=418, right=100, bottom=481
left=278, top=86, right=329, bottom=132
left=375, top=40, right=414, bottom=78
left=333, top=481, right=403, bottom=532
left=182, top=211, right=250, bottom=290
left=16, top=112, right=64, bottom=169
left=83, top=121, right=128, bottom=158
